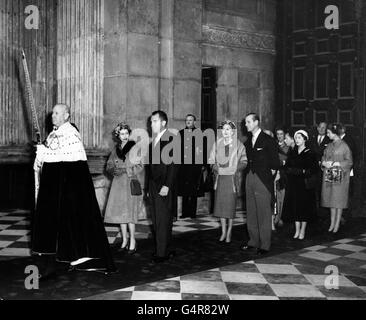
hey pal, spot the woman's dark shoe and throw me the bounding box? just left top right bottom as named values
left=218, top=234, right=226, bottom=243
left=128, top=242, right=138, bottom=255
left=118, top=240, right=130, bottom=252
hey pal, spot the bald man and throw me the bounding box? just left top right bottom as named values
left=32, top=104, right=116, bottom=279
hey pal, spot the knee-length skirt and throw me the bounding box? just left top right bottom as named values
left=213, top=175, right=237, bottom=219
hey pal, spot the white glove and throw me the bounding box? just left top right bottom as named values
left=34, top=145, right=47, bottom=170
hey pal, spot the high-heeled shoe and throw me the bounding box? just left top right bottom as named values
left=293, top=233, right=300, bottom=239
left=218, top=235, right=226, bottom=243
left=118, top=240, right=130, bottom=252
left=332, top=227, right=340, bottom=234
left=298, top=233, right=305, bottom=240
left=128, top=242, right=138, bottom=255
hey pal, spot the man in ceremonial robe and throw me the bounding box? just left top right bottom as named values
left=32, top=104, right=116, bottom=277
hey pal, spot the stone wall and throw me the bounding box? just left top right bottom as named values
left=202, top=0, right=277, bottom=132
left=98, top=0, right=278, bottom=215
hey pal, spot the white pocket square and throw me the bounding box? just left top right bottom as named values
left=257, top=148, right=263, bottom=151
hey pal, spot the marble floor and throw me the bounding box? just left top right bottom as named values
left=1, top=208, right=366, bottom=300
left=83, top=234, right=366, bottom=300
left=0, top=209, right=246, bottom=257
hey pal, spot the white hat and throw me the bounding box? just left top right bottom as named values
left=294, top=130, right=309, bottom=140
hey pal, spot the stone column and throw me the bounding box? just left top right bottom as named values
left=57, top=0, right=104, bottom=149
left=159, top=0, right=174, bottom=119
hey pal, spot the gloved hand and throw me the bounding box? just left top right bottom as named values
left=33, top=144, right=46, bottom=171
left=212, top=164, right=219, bottom=174
left=113, top=168, right=125, bottom=177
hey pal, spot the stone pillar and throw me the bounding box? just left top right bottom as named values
left=159, top=0, right=174, bottom=119
left=57, top=0, right=104, bottom=148
left=103, top=0, right=128, bottom=149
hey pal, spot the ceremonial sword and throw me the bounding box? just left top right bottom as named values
left=21, top=49, right=42, bottom=205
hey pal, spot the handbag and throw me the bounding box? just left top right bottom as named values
left=324, top=166, right=343, bottom=184
left=130, top=178, right=142, bottom=196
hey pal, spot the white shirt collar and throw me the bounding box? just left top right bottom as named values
left=341, top=134, right=346, bottom=140
left=154, top=129, right=168, bottom=146
left=318, top=135, right=325, bottom=143
left=252, top=129, right=262, bottom=146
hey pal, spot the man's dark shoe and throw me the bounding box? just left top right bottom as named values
left=168, top=251, right=176, bottom=258
left=151, top=256, right=169, bottom=264
left=240, top=245, right=256, bottom=252
left=39, top=270, right=58, bottom=282
left=257, top=249, right=269, bottom=256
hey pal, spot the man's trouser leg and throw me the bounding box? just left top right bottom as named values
left=252, top=173, right=272, bottom=251
left=246, top=172, right=260, bottom=249
left=150, top=181, right=173, bottom=257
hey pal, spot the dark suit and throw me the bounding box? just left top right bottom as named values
left=245, top=131, right=281, bottom=251
left=178, top=128, right=204, bottom=218
left=309, top=134, right=331, bottom=211
left=146, top=130, right=178, bottom=258
left=342, top=134, right=357, bottom=165
left=310, top=135, right=331, bottom=163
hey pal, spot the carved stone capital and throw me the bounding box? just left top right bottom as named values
left=202, top=25, right=276, bottom=55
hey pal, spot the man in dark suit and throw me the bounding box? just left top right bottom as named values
left=310, top=122, right=331, bottom=163
left=178, top=114, right=204, bottom=219
left=147, top=111, right=178, bottom=263
left=241, top=113, right=281, bottom=255
left=340, top=125, right=357, bottom=164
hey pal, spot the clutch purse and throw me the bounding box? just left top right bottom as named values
left=324, top=166, right=343, bottom=184
left=130, top=178, right=142, bottom=196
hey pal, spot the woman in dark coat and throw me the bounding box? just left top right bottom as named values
left=282, top=130, right=319, bottom=240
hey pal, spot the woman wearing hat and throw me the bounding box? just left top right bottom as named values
left=321, top=124, right=353, bottom=234
left=104, top=122, right=145, bottom=254
left=282, top=130, right=319, bottom=240
left=209, top=121, right=248, bottom=244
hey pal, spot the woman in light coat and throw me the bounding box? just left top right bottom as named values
left=209, top=121, right=248, bottom=244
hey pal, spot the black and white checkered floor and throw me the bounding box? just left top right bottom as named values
left=84, top=235, right=366, bottom=300
left=2, top=210, right=366, bottom=300
left=0, top=210, right=246, bottom=257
